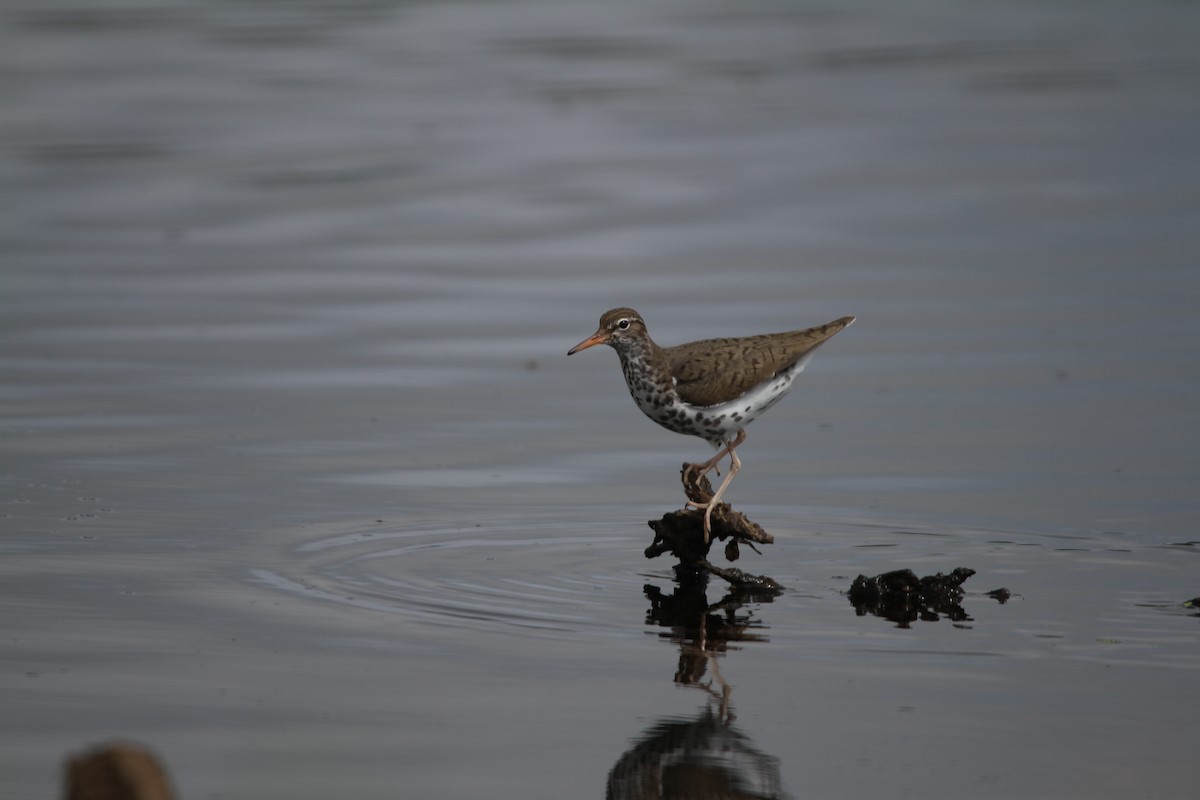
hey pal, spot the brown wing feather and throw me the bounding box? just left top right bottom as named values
left=668, top=316, right=854, bottom=407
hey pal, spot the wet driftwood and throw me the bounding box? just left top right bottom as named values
left=645, top=463, right=783, bottom=592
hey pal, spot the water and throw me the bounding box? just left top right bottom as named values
left=3, top=1, right=1199, bottom=798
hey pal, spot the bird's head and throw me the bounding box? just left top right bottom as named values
left=567, top=308, right=647, bottom=355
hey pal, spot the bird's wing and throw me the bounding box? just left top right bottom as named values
left=669, top=317, right=854, bottom=407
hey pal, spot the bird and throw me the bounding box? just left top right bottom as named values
left=568, top=307, right=854, bottom=541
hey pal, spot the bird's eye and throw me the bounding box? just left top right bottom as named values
left=617, top=318, right=630, bottom=330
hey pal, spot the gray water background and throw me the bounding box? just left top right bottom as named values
left=3, top=1, right=1199, bottom=797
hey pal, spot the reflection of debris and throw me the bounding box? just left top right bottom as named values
left=847, top=567, right=978, bottom=627
left=645, top=584, right=774, bottom=653
left=606, top=708, right=791, bottom=800
left=645, top=464, right=783, bottom=591
left=630, top=559, right=789, bottom=796
left=645, top=581, right=773, bottom=720
left=65, top=741, right=176, bottom=800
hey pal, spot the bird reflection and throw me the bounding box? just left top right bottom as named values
left=606, top=707, right=790, bottom=800
left=606, top=579, right=790, bottom=800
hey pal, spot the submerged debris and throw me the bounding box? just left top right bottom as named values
left=698, top=561, right=784, bottom=593
left=847, top=567, right=977, bottom=627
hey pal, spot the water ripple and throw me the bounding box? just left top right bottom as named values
left=250, top=517, right=651, bottom=635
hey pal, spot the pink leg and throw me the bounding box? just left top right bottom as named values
left=695, top=430, right=745, bottom=477
left=688, top=431, right=746, bottom=543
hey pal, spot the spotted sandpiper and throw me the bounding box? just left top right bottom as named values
left=568, top=308, right=854, bottom=541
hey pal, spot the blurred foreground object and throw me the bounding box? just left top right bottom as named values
left=64, top=742, right=176, bottom=800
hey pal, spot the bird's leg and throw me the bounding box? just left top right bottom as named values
left=687, top=431, right=746, bottom=543
left=685, top=431, right=739, bottom=505
left=701, top=446, right=741, bottom=542
left=694, top=449, right=724, bottom=477
left=695, top=429, right=745, bottom=478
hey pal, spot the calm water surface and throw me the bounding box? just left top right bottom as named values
left=3, top=1, right=1199, bottom=798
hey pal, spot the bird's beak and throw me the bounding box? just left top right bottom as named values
left=568, top=329, right=608, bottom=355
